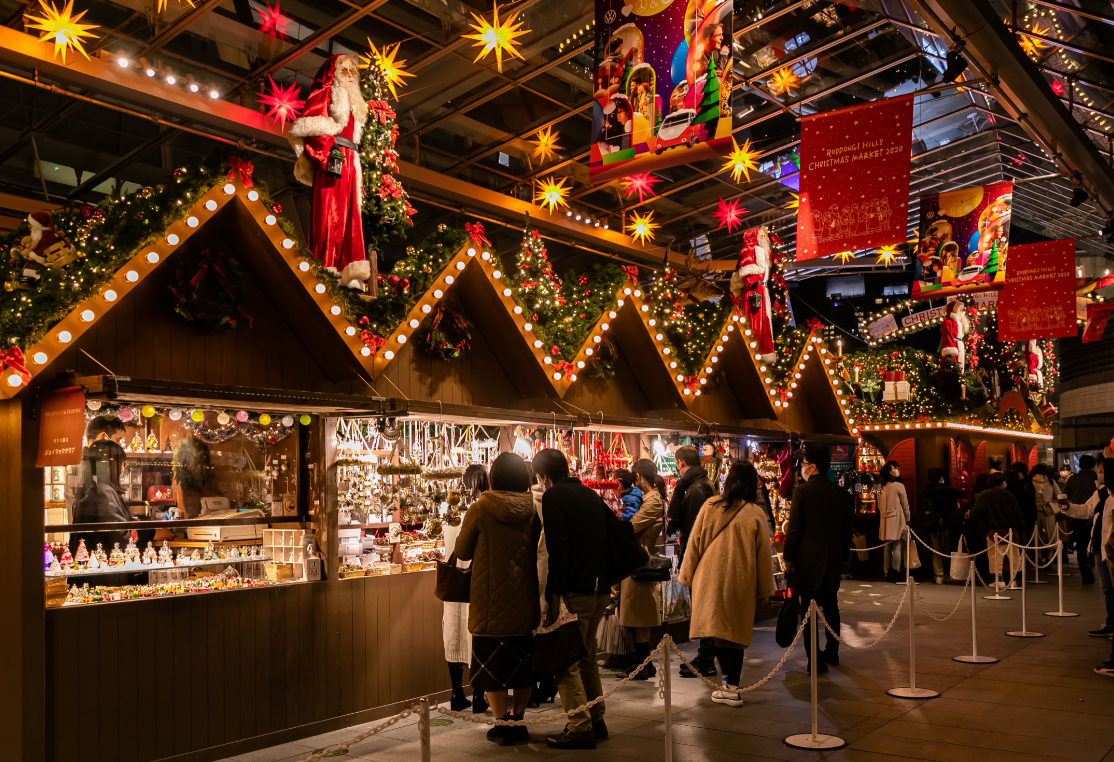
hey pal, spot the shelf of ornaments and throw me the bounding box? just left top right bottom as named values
left=45, top=541, right=270, bottom=578
left=44, top=515, right=305, bottom=532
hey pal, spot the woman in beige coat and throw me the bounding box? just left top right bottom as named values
left=680, top=461, right=774, bottom=707
left=620, top=458, right=665, bottom=679
left=877, top=460, right=910, bottom=583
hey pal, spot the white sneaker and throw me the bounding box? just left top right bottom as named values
left=711, top=690, right=745, bottom=707
left=1007, top=580, right=1022, bottom=590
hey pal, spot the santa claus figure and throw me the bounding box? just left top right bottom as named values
left=940, top=299, right=971, bottom=371
left=14, top=211, right=78, bottom=288
left=730, top=225, right=776, bottom=363
left=288, top=54, right=372, bottom=293
left=1025, top=338, right=1043, bottom=388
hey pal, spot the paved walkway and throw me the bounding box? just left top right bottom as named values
left=220, top=571, right=1114, bottom=762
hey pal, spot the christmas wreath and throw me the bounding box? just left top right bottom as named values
left=587, top=334, right=617, bottom=379
left=169, top=246, right=250, bottom=332
left=420, top=302, right=471, bottom=361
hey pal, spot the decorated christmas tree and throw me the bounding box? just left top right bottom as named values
left=359, top=49, right=417, bottom=257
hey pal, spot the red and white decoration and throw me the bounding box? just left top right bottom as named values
left=884, top=370, right=909, bottom=402
left=1025, top=339, right=1043, bottom=387
left=940, top=299, right=971, bottom=371
left=730, top=225, right=776, bottom=363
left=288, top=54, right=372, bottom=292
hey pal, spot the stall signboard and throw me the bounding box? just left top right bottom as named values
left=998, top=239, right=1077, bottom=341
left=589, top=0, right=733, bottom=183
left=796, top=94, right=914, bottom=259
left=913, top=181, right=1012, bottom=300
left=36, top=387, right=85, bottom=467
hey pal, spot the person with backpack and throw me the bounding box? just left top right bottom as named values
left=922, top=468, right=964, bottom=584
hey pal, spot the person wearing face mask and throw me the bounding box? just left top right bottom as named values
left=783, top=444, right=854, bottom=673
left=878, top=461, right=910, bottom=584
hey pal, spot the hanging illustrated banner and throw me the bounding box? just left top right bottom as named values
left=1083, top=302, right=1114, bottom=343
left=589, top=0, right=733, bottom=184
left=795, top=94, right=914, bottom=260
left=913, top=180, right=1012, bottom=300
left=36, top=386, right=85, bottom=468
left=998, top=239, right=1076, bottom=341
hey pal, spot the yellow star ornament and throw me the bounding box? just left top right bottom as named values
left=786, top=192, right=800, bottom=214
left=464, top=2, right=530, bottom=74
left=360, top=40, right=414, bottom=100
left=768, top=67, right=800, bottom=97
left=832, top=251, right=854, bottom=264
left=628, top=211, right=658, bottom=246
left=876, top=245, right=899, bottom=266
left=531, top=126, right=560, bottom=162
left=723, top=138, right=759, bottom=183
left=1017, top=24, right=1049, bottom=57
left=27, top=0, right=100, bottom=63
left=535, top=176, right=569, bottom=213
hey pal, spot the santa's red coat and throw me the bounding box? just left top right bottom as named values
left=303, top=113, right=365, bottom=275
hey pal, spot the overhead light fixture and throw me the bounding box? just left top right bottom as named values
left=941, top=48, right=968, bottom=84
left=1070, top=184, right=1089, bottom=207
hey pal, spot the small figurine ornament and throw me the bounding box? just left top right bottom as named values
left=109, top=542, right=125, bottom=567
left=49, top=558, right=62, bottom=572
left=203, top=540, right=216, bottom=561
left=74, top=538, right=89, bottom=567
left=190, top=548, right=202, bottom=561
left=86, top=552, right=100, bottom=571
left=158, top=541, right=173, bottom=566
left=95, top=543, right=108, bottom=565
left=142, top=542, right=157, bottom=565
left=176, top=548, right=190, bottom=566
left=125, top=537, right=140, bottom=565
left=60, top=546, right=74, bottom=569
left=43, top=543, right=55, bottom=570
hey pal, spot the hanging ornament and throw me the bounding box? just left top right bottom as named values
left=620, top=172, right=661, bottom=204
left=257, top=1, right=289, bottom=41
left=141, top=405, right=156, bottom=418
left=168, top=408, right=183, bottom=421
left=832, top=251, right=854, bottom=264
left=535, top=176, right=570, bottom=212
left=627, top=210, right=659, bottom=246
left=767, top=67, right=800, bottom=97
left=258, top=76, right=305, bottom=132
left=785, top=191, right=800, bottom=214
left=531, top=126, right=561, bottom=162
left=190, top=409, right=204, bottom=422
left=259, top=413, right=272, bottom=426
left=26, top=0, right=100, bottom=63
left=299, top=414, right=312, bottom=426
left=118, top=407, right=134, bottom=422
left=359, top=39, right=414, bottom=100
left=463, top=2, right=530, bottom=74
left=216, top=412, right=231, bottom=425
left=236, top=410, right=249, bottom=422
left=87, top=400, right=101, bottom=411
left=712, top=198, right=747, bottom=233
left=723, top=138, right=759, bottom=183
left=281, top=415, right=294, bottom=427
left=875, top=245, right=900, bottom=266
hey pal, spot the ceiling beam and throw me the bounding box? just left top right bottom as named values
left=138, top=0, right=226, bottom=59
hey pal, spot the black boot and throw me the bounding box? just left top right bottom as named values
left=500, top=713, right=529, bottom=745
left=472, top=688, right=488, bottom=714
left=629, top=641, right=656, bottom=680
left=448, top=664, right=471, bottom=711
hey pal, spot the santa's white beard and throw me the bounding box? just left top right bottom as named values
left=338, top=77, right=368, bottom=123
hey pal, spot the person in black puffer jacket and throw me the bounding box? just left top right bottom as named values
left=922, top=469, right=965, bottom=583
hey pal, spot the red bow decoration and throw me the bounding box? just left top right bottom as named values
left=369, top=100, right=396, bottom=125
left=404, top=201, right=418, bottom=217
left=360, top=331, right=387, bottom=355
left=227, top=157, right=254, bottom=188
left=779, top=389, right=789, bottom=404
left=465, top=222, right=491, bottom=248
left=555, top=360, right=575, bottom=376
left=807, top=318, right=824, bottom=334
left=682, top=375, right=700, bottom=392
left=621, top=265, right=639, bottom=281
left=0, top=347, right=30, bottom=384
left=378, top=175, right=404, bottom=201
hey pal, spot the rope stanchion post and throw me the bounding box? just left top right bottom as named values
left=1045, top=541, right=1079, bottom=617
left=784, top=600, right=846, bottom=750
left=1031, top=533, right=1049, bottom=584
left=1007, top=541, right=1044, bottom=637
left=662, top=634, right=673, bottom=762
left=954, top=558, right=998, bottom=664
left=887, top=542, right=939, bottom=699
left=419, top=698, right=431, bottom=762
left=984, top=533, right=1012, bottom=600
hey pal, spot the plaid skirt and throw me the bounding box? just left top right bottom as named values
left=470, top=635, right=534, bottom=692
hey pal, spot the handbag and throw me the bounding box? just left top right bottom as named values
left=434, top=553, right=471, bottom=603
left=603, top=503, right=650, bottom=584
left=631, top=553, right=672, bottom=581
left=907, top=535, right=922, bottom=570
left=775, top=592, right=799, bottom=648
left=949, top=535, right=971, bottom=581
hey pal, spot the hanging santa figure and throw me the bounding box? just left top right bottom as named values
left=730, top=225, right=776, bottom=363
left=9, top=211, right=78, bottom=289
left=940, top=299, right=971, bottom=371
left=1025, top=338, right=1043, bottom=389
left=288, top=55, right=372, bottom=293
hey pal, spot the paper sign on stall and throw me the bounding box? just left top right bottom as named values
left=37, top=386, right=85, bottom=467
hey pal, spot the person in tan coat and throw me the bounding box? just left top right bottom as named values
left=680, top=460, right=774, bottom=707
left=620, top=459, right=665, bottom=679
left=455, top=452, right=541, bottom=745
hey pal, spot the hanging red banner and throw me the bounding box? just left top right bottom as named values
left=998, top=239, right=1077, bottom=341
left=1083, top=302, right=1114, bottom=343
left=36, top=386, right=85, bottom=468
left=796, top=94, right=914, bottom=260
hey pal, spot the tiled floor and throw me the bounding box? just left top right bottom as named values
left=218, top=567, right=1114, bottom=762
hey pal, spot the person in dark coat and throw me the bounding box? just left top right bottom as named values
left=968, top=473, right=1028, bottom=589
left=69, top=439, right=135, bottom=585
left=1066, top=455, right=1100, bottom=583
left=783, top=443, right=854, bottom=673
left=922, top=468, right=965, bottom=583
left=1007, top=463, right=1037, bottom=535
left=665, top=445, right=717, bottom=677
left=533, top=448, right=611, bottom=750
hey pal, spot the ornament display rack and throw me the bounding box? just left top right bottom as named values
left=45, top=554, right=272, bottom=578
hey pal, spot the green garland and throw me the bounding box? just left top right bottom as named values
left=359, top=59, right=414, bottom=252
left=419, top=301, right=471, bottom=361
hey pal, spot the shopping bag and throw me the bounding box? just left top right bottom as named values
left=949, top=536, right=971, bottom=581
left=851, top=530, right=869, bottom=561
left=907, top=537, right=922, bottom=570
left=775, top=594, right=799, bottom=648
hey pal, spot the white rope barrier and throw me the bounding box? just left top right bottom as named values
left=908, top=527, right=992, bottom=558
left=819, top=583, right=910, bottom=650
left=913, top=571, right=970, bottom=622
left=294, top=704, right=417, bottom=762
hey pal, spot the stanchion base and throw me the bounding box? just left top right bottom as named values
left=784, top=733, right=846, bottom=750
left=886, top=687, right=939, bottom=699
left=1044, top=611, right=1079, bottom=617
left=1029, top=579, right=1050, bottom=585
left=1005, top=630, right=1045, bottom=638
left=983, top=594, right=1012, bottom=600
left=954, top=655, right=998, bottom=663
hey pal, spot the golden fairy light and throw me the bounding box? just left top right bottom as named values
left=768, top=67, right=800, bottom=97
left=876, top=245, right=899, bottom=266
left=628, top=210, right=658, bottom=246
left=26, top=0, right=99, bottom=63
left=535, top=176, right=569, bottom=212
left=723, top=138, right=759, bottom=183
left=360, top=40, right=414, bottom=100
left=464, top=2, right=530, bottom=74
left=531, top=126, right=560, bottom=162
